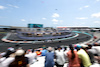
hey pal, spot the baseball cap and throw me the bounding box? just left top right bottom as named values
left=47, top=47, right=53, bottom=51
left=15, top=49, right=25, bottom=56
left=81, top=44, right=88, bottom=48
left=7, top=47, right=15, bottom=52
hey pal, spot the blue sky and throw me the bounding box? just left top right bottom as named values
left=0, top=0, right=100, bottom=27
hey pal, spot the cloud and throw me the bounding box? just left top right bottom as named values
left=52, top=19, right=63, bottom=24
left=0, top=5, right=6, bottom=9
left=79, top=5, right=89, bottom=10
left=76, top=17, right=88, bottom=19
left=14, top=6, right=19, bottom=8
left=84, top=5, right=89, bottom=8
left=42, top=18, right=46, bottom=20
left=52, top=19, right=59, bottom=22
left=79, top=7, right=82, bottom=10
left=52, top=13, right=60, bottom=18
left=21, top=19, right=26, bottom=21
left=8, top=4, right=19, bottom=8
left=94, top=21, right=100, bottom=24
left=91, top=12, right=100, bottom=18
left=96, top=0, right=100, bottom=1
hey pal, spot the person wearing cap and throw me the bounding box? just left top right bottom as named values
left=63, top=46, right=68, bottom=63
left=3, top=47, right=15, bottom=58
left=67, top=44, right=80, bottom=67
left=76, top=44, right=92, bottom=67
left=0, top=47, right=15, bottom=67
left=93, top=42, right=99, bottom=46
left=8, top=49, right=30, bottom=67
left=83, top=46, right=95, bottom=64
left=55, top=46, right=65, bottom=67
left=25, top=49, right=37, bottom=64
left=45, top=47, right=54, bottom=67
left=91, top=44, right=100, bottom=64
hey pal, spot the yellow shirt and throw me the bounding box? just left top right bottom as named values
left=77, top=49, right=91, bottom=67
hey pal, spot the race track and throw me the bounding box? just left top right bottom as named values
left=0, top=32, right=92, bottom=52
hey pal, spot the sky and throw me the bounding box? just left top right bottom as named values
left=0, top=0, right=100, bottom=27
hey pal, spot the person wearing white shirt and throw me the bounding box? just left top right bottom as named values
left=55, top=46, right=65, bottom=67
left=1, top=53, right=15, bottom=67
left=25, top=49, right=37, bottom=64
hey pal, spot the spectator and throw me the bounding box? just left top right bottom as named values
left=63, top=47, right=68, bottom=63
left=41, top=47, right=47, bottom=56
left=93, top=42, right=99, bottom=46
left=0, top=52, right=6, bottom=58
left=88, top=45, right=98, bottom=56
left=35, top=49, right=41, bottom=56
left=45, top=47, right=55, bottom=67
left=63, top=47, right=67, bottom=52
left=55, top=46, right=65, bottom=67
left=92, top=45, right=100, bottom=64
left=9, top=49, right=30, bottom=67
left=0, top=47, right=15, bottom=67
left=76, top=45, right=92, bottom=67
left=67, top=44, right=80, bottom=67
left=25, top=49, right=37, bottom=64
left=94, top=56, right=100, bottom=64
left=3, top=47, right=15, bottom=58
left=26, top=49, right=33, bottom=54
left=87, top=45, right=95, bottom=64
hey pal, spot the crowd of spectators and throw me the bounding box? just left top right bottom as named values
left=0, top=42, right=100, bottom=67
